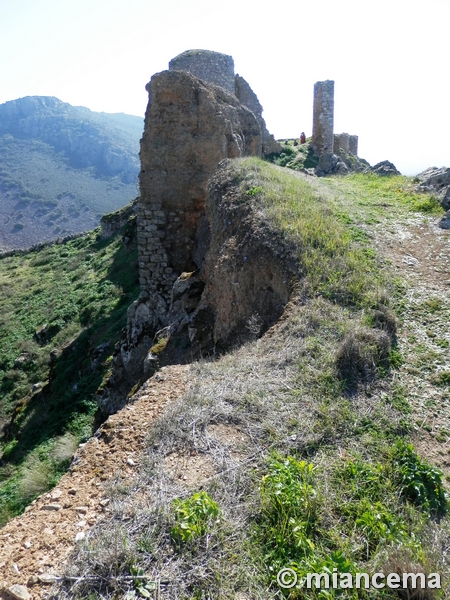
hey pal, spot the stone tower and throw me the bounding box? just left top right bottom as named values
left=169, top=49, right=235, bottom=95
left=312, top=80, right=334, bottom=156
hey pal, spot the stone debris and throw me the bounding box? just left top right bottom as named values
left=416, top=166, right=450, bottom=210
left=5, top=585, right=31, bottom=600
left=40, top=503, right=62, bottom=511
left=0, top=364, right=190, bottom=599
left=37, top=573, right=59, bottom=584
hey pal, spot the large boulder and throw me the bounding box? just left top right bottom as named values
left=315, top=152, right=349, bottom=177
left=416, top=166, right=450, bottom=210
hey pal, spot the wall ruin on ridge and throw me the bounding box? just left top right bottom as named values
left=312, top=80, right=334, bottom=156
left=97, top=50, right=283, bottom=415
left=138, top=50, right=281, bottom=299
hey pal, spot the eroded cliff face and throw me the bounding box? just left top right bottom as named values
left=98, top=58, right=286, bottom=415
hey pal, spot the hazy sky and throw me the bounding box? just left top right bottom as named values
left=1, top=0, right=449, bottom=175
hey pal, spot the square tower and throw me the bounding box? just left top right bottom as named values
left=312, top=80, right=334, bottom=156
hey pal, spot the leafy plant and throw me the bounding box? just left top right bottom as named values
left=257, top=455, right=319, bottom=565
left=393, top=441, right=448, bottom=515
left=171, top=491, right=220, bottom=545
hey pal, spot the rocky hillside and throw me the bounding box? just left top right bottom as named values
left=1, top=160, right=449, bottom=600
left=0, top=96, right=142, bottom=250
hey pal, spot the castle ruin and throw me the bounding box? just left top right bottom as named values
left=137, top=50, right=280, bottom=297
left=312, top=80, right=335, bottom=156
left=313, top=79, right=358, bottom=160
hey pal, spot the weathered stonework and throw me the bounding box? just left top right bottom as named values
left=333, top=133, right=358, bottom=156
left=234, top=75, right=281, bottom=156
left=349, top=135, right=358, bottom=156
left=98, top=50, right=282, bottom=415
left=138, top=68, right=262, bottom=298
left=169, top=49, right=235, bottom=94
left=312, top=80, right=334, bottom=156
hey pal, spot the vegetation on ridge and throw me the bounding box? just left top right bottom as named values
left=55, top=160, right=449, bottom=599
left=0, top=220, right=139, bottom=524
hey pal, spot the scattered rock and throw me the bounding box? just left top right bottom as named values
left=126, top=457, right=136, bottom=466
left=315, top=152, right=349, bottom=176
left=40, top=503, right=61, bottom=511
left=48, top=489, right=63, bottom=500
left=13, top=354, right=31, bottom=369
left=367, top=160, right=401, bottom=176
left=37, top=573, right=59, bottom=584
left=74, top=531, right=85, bottom=542
left=74, top=506, right=88, bottom=514
left=67, top=488, right=77, bottom=495
left=5, top=584, right=31, bottom=600
left=439, top=210, right=450, bottom=229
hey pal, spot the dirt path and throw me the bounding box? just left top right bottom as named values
left=0, top=365, right=190, bottom=600
left=375, top=214, right=450, bottom=481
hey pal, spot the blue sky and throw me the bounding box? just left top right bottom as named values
left=1, top=0, right=449, bottom=175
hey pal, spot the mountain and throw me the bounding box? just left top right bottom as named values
left=0, top=96, right=142, bottom=250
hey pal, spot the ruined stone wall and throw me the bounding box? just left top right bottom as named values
left=138, top=69, right=262, bottom=299
left=349, top=135, right=358, bottom=156
left=234, top=75, right=282, bottom=156
left=169, top=49, right=235, bottom=94
left=312, top=80, right=334, bottom=155
left=333, top=132, right=358, bottom=156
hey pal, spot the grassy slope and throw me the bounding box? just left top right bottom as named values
left=58, top=161, right=449, bottom=599
left=0, top=219, right=139, bottom=524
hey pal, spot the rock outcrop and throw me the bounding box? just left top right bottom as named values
left=416, top=166, right=450, bottom=210
left=366, top=160, right=401, bottom=176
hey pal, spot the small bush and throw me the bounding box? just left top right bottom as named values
left=336, top=326, right=391, bottom=388
left=369, top=304, right=397, bottom=340
left=257, top=455, right=319, bottom=565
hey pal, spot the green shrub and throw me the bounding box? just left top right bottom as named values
left=171, top=491, right=220, bottom=545
left=258, top=455, right=319, bottom=565
left=393, top=441, right=448, bottom=515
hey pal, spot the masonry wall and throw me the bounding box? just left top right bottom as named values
left=169, top=49, right=235, bottom=95
left=333, top=132, right=358, bottom=156
left=312, top=80, right=334, bottom=155
left=138, top=69, right=262, bottom=299
left=349, top=135, right=358, bottom=156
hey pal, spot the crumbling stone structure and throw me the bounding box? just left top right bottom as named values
left=312, top=80, right=334, bottom=155
left=312, top=80, right=361, bottom=176
left=169, top=49, right=235, bottom=95
left=97, top=51, right=283, bottom=414
left=349, top=135, right=358, bottom=156
left=333, top=133, right=358, bottom=156
left=138, top=50, right=280, bottom=297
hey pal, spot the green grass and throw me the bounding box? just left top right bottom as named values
left=0, top=218, right=139, bottom=524
left=324, top=172, right=443, bottom=222
left=235, top=158, right=386, bottom=308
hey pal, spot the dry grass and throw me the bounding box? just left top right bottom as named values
left=54, top=292, right=418, bottom=599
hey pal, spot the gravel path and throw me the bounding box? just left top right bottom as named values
left=0, top=365, right=190, bottom=600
